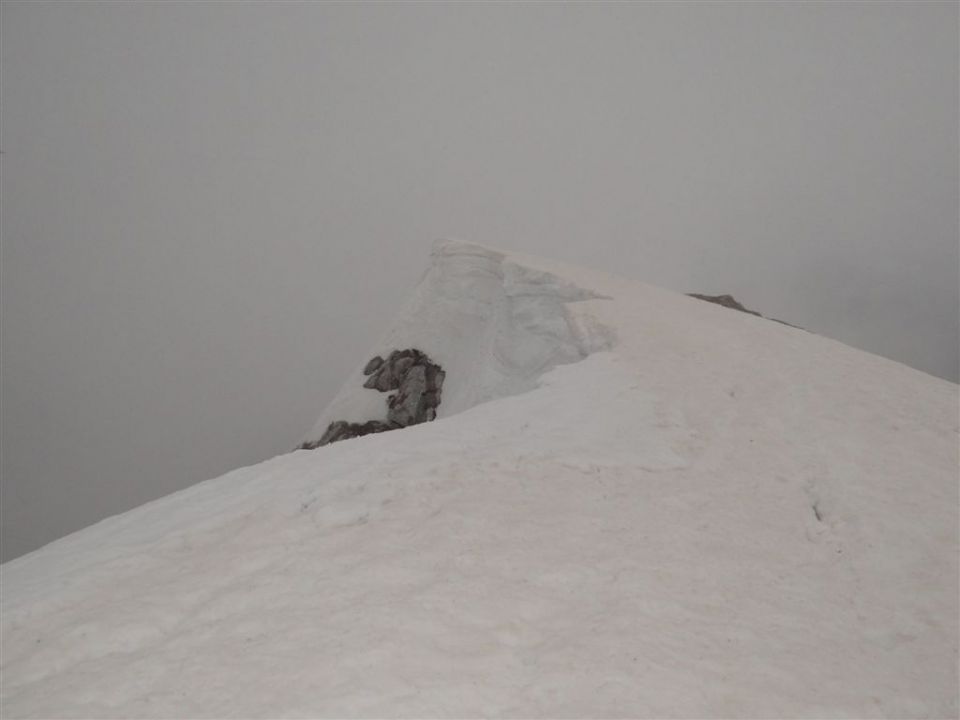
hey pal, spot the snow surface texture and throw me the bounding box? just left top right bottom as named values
left=2, top=241, right=957, bottom=718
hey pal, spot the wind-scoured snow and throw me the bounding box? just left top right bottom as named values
left=2, top=242, right=957, bottom=718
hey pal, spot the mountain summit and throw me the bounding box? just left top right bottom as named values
left=2, top=242, right=957, bottom=718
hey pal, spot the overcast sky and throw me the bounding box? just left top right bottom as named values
left=2, top=1, right=957, bottom=561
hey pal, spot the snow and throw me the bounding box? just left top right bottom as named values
left=2, top=241, right=957, bottom=718
left=306, top=241, right=615, bottom=438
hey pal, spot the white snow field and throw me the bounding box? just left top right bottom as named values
left=2, top=241, right=957, bottom=718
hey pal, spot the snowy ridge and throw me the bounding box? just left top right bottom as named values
left=2, top=243, right=957, bottom=718
left=305, top=240, right=614, bottom=443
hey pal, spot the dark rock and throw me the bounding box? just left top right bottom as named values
left=424, top=364, right=444, bottom=390
left=318, top=420, right=352, bottom=446
left=356, top=420, right=393, bottom=435
left=363, top=370, right=391, bottom=391
left=387, top=365, right=427, bottom=427
left=309, top=348, right=445, bottom=448
left=392, top=356, right=415, bottom=377
left=688, top=293, right=803, bottom=330
left=305, top=418, right=396, bottom=448
left=688, top=293, right=762, bottom=317
left=363, top=356, right=384, bottom=376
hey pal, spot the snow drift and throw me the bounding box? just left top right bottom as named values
left=305, top=241, right=614, bottom=443
left=2, top=242, right=957, bottom=718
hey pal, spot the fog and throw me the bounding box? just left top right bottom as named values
left=2, top=2, right=957, bottom=561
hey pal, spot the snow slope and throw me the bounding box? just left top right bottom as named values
left=2, top=242, right=957, bottom=718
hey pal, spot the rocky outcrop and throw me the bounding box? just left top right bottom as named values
left=302, top=242, right=616, bottom=447
left=687, top=293, right=762, bottom=317
left=688, top=293, right=802, bottom=329
left=300, top=349, right=444, bottom=449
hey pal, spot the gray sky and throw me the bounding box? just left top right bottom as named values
left=2, top=1, right=957, bottom=561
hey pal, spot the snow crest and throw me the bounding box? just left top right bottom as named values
left=304, top=240, right=614, bottom=445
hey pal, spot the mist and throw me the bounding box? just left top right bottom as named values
left=2, top=1, right=957, bottom=561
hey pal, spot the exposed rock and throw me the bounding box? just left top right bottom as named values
left=362, top=356, right=384, bottom=376
left=688, top=293, right=762, bottom=317
left=688, top=293, right=803, bottom=329
left=387, top=364, right=427, bottom=427
left=304, top=348, right=444, bottom=448
left=318, top=420, right=351, bottom=446
left=362, top=368, right=394, bottom=392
